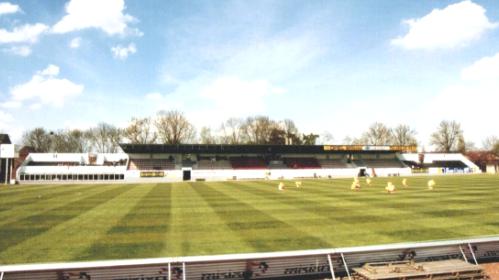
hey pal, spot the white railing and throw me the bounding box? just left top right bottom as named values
left=1, top=236, right=498, bottom=280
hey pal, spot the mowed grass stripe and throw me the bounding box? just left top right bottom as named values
left=163, top=182, right=252, bottom=256
left=77, top=184, right=171, bottom=260
left=0, top=184, right=79, bottom=207
left=237, top=180, right=405, bottom=226
left=0, top=184, right=147, bottom=264
left=0, top=185, right=128, bottom=253
left=226, top=181, right=397, bottom=246
left=0, top=184, right=103, bottom=224
left=0, top=184, right=76, bottom=197
left=193, top=182, right=331, bottom=253
left=238, top=179, right=495, bottom=245
left=310, top=178, right=499, bottom=238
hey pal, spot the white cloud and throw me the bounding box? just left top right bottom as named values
left=221, top=35, right=323, bottom=81
left=111, top=43, right=136, bottom=59
left=29, top=103, right=41, bottom=110
left=155, top=32, right=318, bottom=128
left=198, top=76, right=285, bottom=118
left=391, top=0, right=497, bottom=50
left=160, top=73, right=180, bottom=86
left=0, top=23, right=48, bottom=44
left=422, top=52, right=499, bottom=144
left=39, top=64, right=60, bottom=76
left=63, top=120, right=95, bottom=131
left=2, top=45, right=31, bottom=56
left=0, top=107, right=25, bottom=141
left=0, top=110, right=14, bottom=134
left=52, top=0, right=138, bottom=36
left=0, top=2, right=20, bottom=15
left=0, top=110, right=13, bottom=123
left=145, top=92, right=164, bottom=101
left=69, top=37, right=81, bottom=49
left=3, top=64, right=84, bottom=108
left=461, top=52, right=499, bottom=82
left=0, top=100, right=21, bottom=109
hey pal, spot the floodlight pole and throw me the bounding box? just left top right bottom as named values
left=459, top=245, right=468, bottom=262
left=327, top=254, right=336, bottom=280
left=341, top=253, right=352, bottom=280
left=4, top=158, right=8, bottom=184
left=468, top=243, right=478, bottom=265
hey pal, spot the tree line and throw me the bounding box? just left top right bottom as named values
left=21, top=111, right=320, bottom=153
left=20, top=110, right=499, bottom=155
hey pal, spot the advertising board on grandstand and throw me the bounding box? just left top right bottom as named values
left=323, top=145, right=417, bottom=152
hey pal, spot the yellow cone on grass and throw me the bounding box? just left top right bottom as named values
left=428, top=179, right=435, bottom=190
left=385, top=182, right=396, bottom=193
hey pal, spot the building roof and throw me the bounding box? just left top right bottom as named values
left=0, top=134, right=11, bottom=144
left=119, top=144, right=416, bottom=154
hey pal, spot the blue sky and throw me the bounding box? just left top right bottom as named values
left=0, top=0, right=498, bottom=147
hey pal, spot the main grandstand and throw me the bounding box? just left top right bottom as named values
left=14, top=143, right=480, bottom=183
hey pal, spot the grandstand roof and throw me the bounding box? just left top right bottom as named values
left=120, top=144, right=415, bottom=154
left=0, top=134, right=11, bottom=144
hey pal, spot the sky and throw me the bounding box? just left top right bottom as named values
left=0, top=0, right=499, bottom=148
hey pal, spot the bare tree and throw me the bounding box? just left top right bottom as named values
left=89, top=123, right=122, bottom=153
left=240, top=116, right=276, bottom=144
left=51, top=129, right=93, bottom=153
left=51, top=130, right=71, bottom=153
left=22, top=128, right=52, bottom=152
left=155, top=110, right=196, bottom=144
left=220, top=118, right=244, bottom=144
left=199, top=127, right=217, bottom=144
left=361, top=122, right=393, bottom=145
left=482, top=136, right=498, bottom=151
left=494, top=142, right=499, bottom=156
left=317, top=131, right=334, bottom=145
left=124, top=117, right=157, bottom=144
left=281, top=119, right=301, bottom=145
left=430, top=120, right=463, bottom=152
left=302, top=133, right=319, bottom=145
left=268, top=126, right=286, bottom=145
left=67, top=129, right=93, bottom=152
left=392, top=124, right=417, bottom=146
left=457, top=135, right=475, bottom=153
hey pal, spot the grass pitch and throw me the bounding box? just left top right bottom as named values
left=0, top=175, right=498, bottom=264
